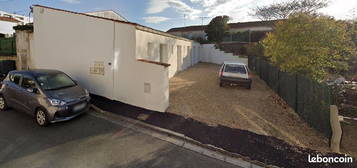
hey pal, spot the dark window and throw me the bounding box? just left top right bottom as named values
left=9, top=74, right=21, bottom=85
left=21, top=77, right=37, bottom=89
left=224, top=64, right=247, bottom=74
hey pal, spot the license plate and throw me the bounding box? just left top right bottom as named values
left=73, top=103, right=86, bottom=112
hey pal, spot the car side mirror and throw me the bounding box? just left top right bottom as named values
left=73, top=80, right=78, bottom=84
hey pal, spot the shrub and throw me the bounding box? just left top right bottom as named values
left=262, top=14, right=355, bottom=81
left=246, top=43, right=264, bottom=57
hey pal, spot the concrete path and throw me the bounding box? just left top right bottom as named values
left=0, top=109, right=240, bottom=168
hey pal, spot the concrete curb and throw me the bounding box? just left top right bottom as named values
left=90, top=105, right=279, bottom=168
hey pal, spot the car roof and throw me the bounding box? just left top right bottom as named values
left=9, top=69, right=64, bottom=77
left=223, top=62, right=247, bottom=66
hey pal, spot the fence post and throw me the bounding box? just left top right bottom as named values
left=295, top=74, right=298, bottom=112
left=330, top=105, right=342, bottom=153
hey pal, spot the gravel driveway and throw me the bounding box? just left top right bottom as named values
left=168, top=63, right=329, bottom=152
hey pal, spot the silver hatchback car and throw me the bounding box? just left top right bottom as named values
left=0, top=70, right=90, bottom=126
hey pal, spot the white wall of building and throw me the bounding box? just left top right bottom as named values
left=112, top=24, right=170, bottom=112
left=33, top=6, right=116, bottom=100
left=136, top=30, right=200, bottom=78
left=0, top=20, right=17, bottom=35
left=200, top=44, right=248, bottom=65
left=32, top=6, right=171, bottom=112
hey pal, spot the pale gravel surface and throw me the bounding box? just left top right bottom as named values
left=168, top=63, right=330, bottom=152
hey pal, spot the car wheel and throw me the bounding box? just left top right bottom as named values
left=35, top=108, right=49, bottom=126
left=0, top=95, right=8, bottom=111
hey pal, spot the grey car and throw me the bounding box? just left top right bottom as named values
left=0, top=70, right=90, bottom=126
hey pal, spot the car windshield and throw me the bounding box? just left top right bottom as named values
left=224, top=64, right=247, bottom=74
left=36, top=73, right=76, bottom=91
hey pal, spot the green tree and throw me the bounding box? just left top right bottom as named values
left=204, top=16, right=230, bottom=44
left=262, top=14, right=355, bottom=81
left=346, top=20, right=357, bottom=77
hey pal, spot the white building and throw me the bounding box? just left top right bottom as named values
left=30, top=5, right=201, bottom=112
left=22, top=5, right=246, bottom=113
left=0, top=11, right=32, bottom=37
left=167, top=20, right=279, bottom=41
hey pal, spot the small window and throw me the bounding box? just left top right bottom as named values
left=9, top=74, right=21, bottom=85
left=147, top=42, right=154, bottom=58
left=224, top=64, right=247, bottom=74
left=21, top=76, right=37, bottom=89
left=160, top=44, right=168, bottom=63
left=171, top=45, right=174, bottom=54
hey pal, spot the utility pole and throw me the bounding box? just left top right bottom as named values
left=183, top=14, right=187, bottom=26
left=199, top=16, right=209, bottom=25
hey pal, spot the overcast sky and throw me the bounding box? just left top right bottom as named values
left=0, top=0, right=356, bottom=31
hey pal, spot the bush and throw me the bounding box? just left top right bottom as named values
left=262, top=14, right=355, bottom=81
left=245, top=43, right=264, bottom=57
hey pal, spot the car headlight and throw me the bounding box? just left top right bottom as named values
left=49, top=99, right=66, bottom=106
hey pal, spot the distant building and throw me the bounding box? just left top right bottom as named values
left=85, top=10, right=128, bottom=22
left=167, top=20, right=281, bottom=42
left=0, top=11, right=32, bottom=37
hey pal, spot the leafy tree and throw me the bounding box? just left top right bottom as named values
left=245, top=43, right=264, bottom=57
left=262, top=14, right=355, bottom=81
left=346, top=20, right=357, bottom=77
left=204, top=16, right=230, bottom=44
left=252, top=0, right=328, bottom=20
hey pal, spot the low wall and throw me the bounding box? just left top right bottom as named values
left=199, top=44, right=248, bottom=65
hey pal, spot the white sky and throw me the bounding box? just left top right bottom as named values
left=145, top=0, right=357, bottom=24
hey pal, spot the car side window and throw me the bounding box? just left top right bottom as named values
left=9, top=74, right=22, bottom=85
left=21, top=76, right=37, bottom=89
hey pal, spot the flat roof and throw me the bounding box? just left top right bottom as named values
left=32, top=5, right=193, bottom=42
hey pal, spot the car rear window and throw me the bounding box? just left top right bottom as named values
left=224, top=64, right=247, bottom=74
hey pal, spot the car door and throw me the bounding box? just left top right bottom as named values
left=5, top=73, right=23, bottom=108
left=18, top=75, right=40, bottom=114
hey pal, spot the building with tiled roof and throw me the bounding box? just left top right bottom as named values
left=0, top=11, right=32, bottom=37
left=167, top=20, right=282, bottom=42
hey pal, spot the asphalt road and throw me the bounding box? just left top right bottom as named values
left=0, top=109, right=239, bottom=168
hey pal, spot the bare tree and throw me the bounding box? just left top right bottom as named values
left=252, top=0, right=329, bottom=20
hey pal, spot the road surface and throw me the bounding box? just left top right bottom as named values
left=0, top=109, right=239, bottom=168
